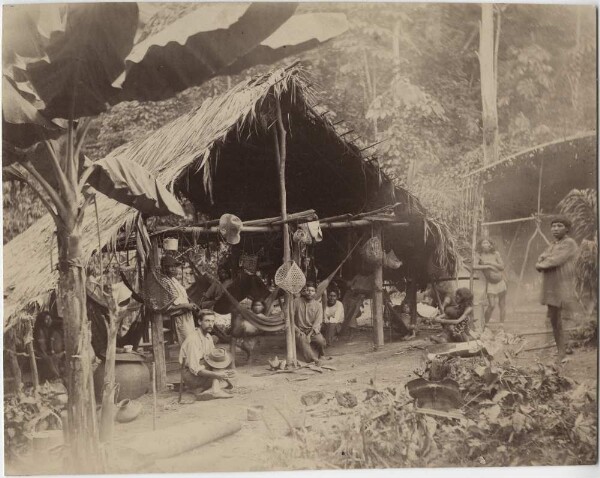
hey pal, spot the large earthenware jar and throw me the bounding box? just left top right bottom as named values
left=94, top=352, right=150, bottom=401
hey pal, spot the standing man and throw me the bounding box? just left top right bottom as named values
left=179, top=310, right=235, bottom=400
left=294, top=282, right=327, bottom=362
left=161, top=255, right=198, bottom=344
left=324, top=290, right=344, bottom=346
left=536, top=216, right=579, bottom=363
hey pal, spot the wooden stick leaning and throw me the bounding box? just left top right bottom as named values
left=152, top=362, right=157, bottom=431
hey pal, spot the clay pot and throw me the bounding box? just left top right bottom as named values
left=94, top=352, right=150, bottom=401
left=116, top=399, right=143, bottom=423
left=31, top=411, right=63, bottom=452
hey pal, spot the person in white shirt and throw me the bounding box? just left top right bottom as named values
left=179, top=310, right=235, bottom=400
left=324, top=289, right=345, bottom=346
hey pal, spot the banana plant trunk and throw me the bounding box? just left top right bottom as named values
left=99, top=303, right=119, bottom=444
left=56, top=225, right=102, bottom=472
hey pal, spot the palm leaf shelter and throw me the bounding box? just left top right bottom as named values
left=463, top=131, right=596, bottom=290
left=4, top=64, right=458, bottom=382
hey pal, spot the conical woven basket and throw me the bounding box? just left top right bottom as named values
left=274, top=261, right=306, bottom=294
left=362, top=237, right=383, bottom=264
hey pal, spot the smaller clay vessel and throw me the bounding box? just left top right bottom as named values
left=116, top=399, right=142, bottom=423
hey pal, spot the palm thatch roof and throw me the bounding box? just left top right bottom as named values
left=3, top=63, right=457, bottom=331
left=477, top=131, right=596, bottom=222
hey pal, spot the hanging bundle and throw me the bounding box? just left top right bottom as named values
left=274, top=260, right=306, bottom=295
left=362, top=236, right=383, bottom=265
left=383, top=249, right=403, bottom=270
left=292, top=227, right=311, bottom=245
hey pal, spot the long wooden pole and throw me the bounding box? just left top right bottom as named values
left=150, top=238, right=168, bottom=391
left=372, top=226, right=384, bottom=348
left=469, top=183, right=481, bottom=292
left=275, top=99, right=296, bottom=366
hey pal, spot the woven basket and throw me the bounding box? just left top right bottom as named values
left=144, top=269, right=178, bottom=312
left=274, top=261, right=306, bottom=295
left=362, top=237, right=383, bottom=264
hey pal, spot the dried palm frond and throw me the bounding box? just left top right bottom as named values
left=557, top=188, right=597, bottom=241
left=575, top=238, right=598, bottom=302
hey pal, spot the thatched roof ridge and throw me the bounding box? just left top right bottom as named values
left=3, top=63, right=456, bottom=330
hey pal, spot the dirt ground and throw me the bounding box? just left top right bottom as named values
left=110, top=303, right=598, bottom=474
left=7, top=302, right=597, bottom=474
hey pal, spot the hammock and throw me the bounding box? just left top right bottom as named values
left=183, top=238, right=362, bottom=333
left=184, top=255, right=285, bottom=332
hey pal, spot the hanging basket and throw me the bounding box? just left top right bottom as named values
left=362, top=237, right=383, bottom=265
left=274, top=261, right=306, bottom=295
left=144, top=270, right=178, bottom=312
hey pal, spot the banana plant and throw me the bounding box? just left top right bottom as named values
left=2, top=3, right=297, bottom=470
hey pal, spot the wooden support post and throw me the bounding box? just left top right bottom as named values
left=230, top=337, right=237, bottom=369
left=150, top=238, right=168, bottom=391
left=6, top=330, right=22, bottom=392
left=469, top=184, right=481, bottom=292
left=275, top=99, right=296, bottom=366
left=407, top=274, right=418, bottom=327
left=372, top=226, right=384, bottom=348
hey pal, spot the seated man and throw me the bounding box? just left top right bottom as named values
left=179, top=309, right=235, bottom=400
left=324, top=289, right=344, bottom=346
left=294, top=282, right=327, bottom=362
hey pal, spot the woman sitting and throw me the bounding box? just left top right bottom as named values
left=430, top=288, right=474, bottom=343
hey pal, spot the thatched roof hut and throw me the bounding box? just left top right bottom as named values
left=3, top=63, right=457, bottom=331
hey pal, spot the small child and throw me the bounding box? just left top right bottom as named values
left=430, top=288, right=474, bottom=343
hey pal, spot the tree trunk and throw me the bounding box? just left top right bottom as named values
left=99, top=297, right=120, bottom=443
left=372, top=226, right=384, bottom=348
left=6, top=330, right=23, bottom=392
left=479, top=4, right=499, bottom=165
left=26, top=339, right=39, bottom=390
left=56, top=226, right=102, bottom=472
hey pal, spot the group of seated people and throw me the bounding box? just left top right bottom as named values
left=176, top=278, right=348, bottom=400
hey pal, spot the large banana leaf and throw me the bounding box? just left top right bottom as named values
left=221, top=13, right=349, bottom=76
left=24, top=3, right=139, bottom=119
left=113, top=2, right=298, bottom=102
left=86, top=155, right=184, bottom=217
left=2, top=75, right=63, bottom=151
left=2, top=4, right=65, bottom=67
